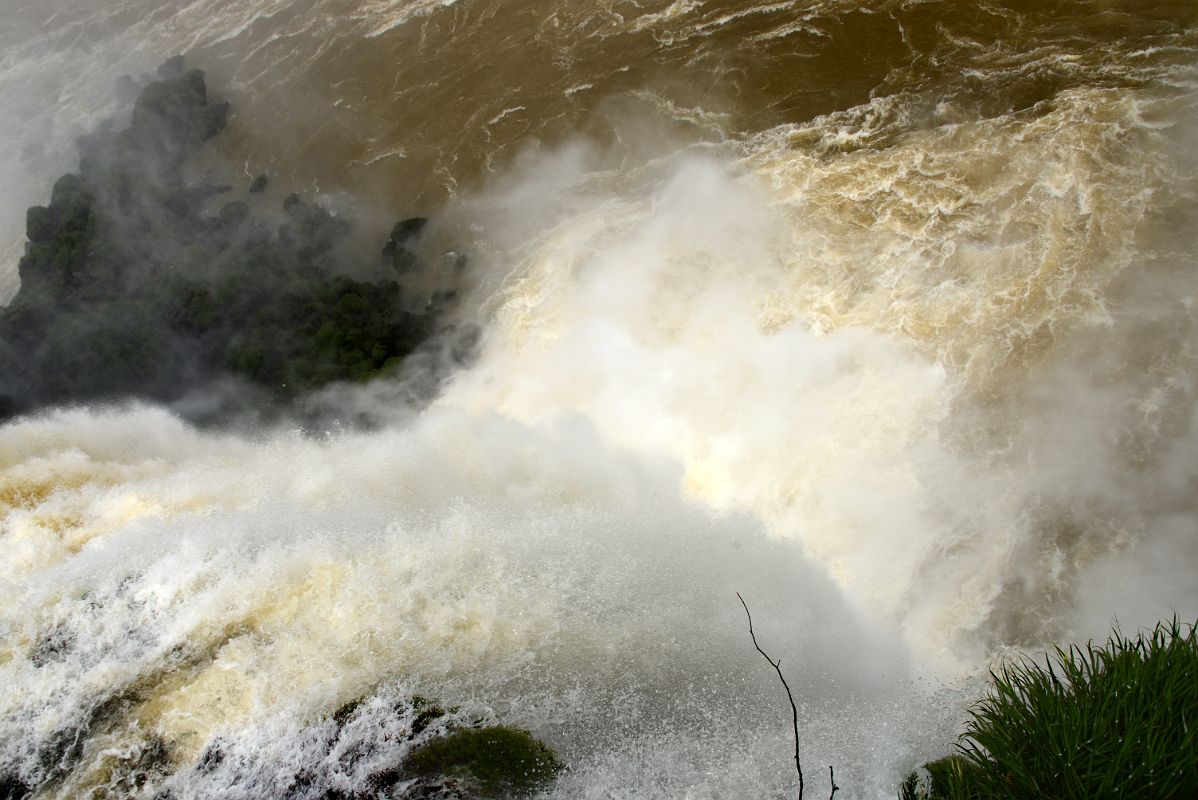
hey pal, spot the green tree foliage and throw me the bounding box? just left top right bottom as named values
left=0, top=57, right=456, bottom=420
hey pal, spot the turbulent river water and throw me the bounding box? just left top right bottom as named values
left=2, top=1, right=1197, bottom=797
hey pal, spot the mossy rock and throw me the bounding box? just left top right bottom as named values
left=404, top=726, right=561, bottom=797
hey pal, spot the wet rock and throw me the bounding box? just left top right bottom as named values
left=403, top=727, right=561, bottom=798
left=382, top=217, right=429, bottom=273
left=195, top=741, right=225, bottom=774
left=401, top=777, right=479, bottom=799
left=389, top=216, right=428, bottom=244
left=331, top=696, right=364, bottom=727
left=30, top=623, right=74, bottom=667
left=0, top=774, right=31, bottom=800
left=98, top=735, right=171, bottom=796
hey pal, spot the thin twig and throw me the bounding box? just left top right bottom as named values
left=737, top=592, right=804, bottom=799
left=829, top=765, right=839, bottom=799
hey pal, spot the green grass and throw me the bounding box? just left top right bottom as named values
left=902, top=618, right=1198, bottom=799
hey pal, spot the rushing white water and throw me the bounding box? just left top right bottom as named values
left=2, top=1, right=1197, bottom=798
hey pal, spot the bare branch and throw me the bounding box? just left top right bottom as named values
left=737, top=592, right=804, bottom=799
left=829, top=765, right=839, bottom=799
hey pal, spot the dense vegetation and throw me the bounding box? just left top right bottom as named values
left=0, top=56, right=459, bottom=422
left=902, top=618, right=1198, bottom=799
